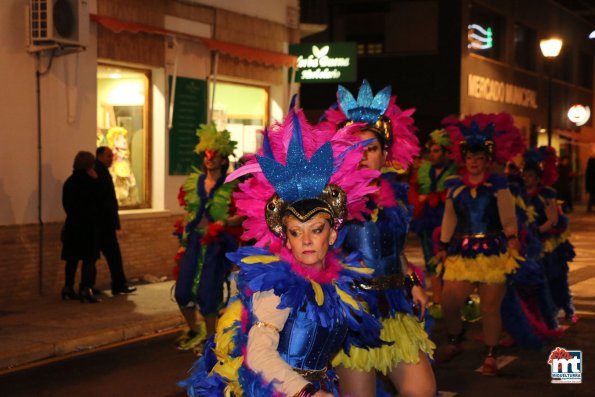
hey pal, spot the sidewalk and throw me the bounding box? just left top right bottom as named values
left=0, top=280, right=184, bottom=372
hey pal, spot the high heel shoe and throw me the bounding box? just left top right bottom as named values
left=79, top=288, right=101, bottom=303
left=61, top=286, right=79, bottom=300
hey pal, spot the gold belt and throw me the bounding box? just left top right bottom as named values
left=294, top=367, right=328, bottom=382
left=359, top=274, right=405, bottom=291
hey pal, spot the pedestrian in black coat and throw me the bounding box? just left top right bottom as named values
left=61, top=151, right=101, bottom=303
left=95, top=146, right=136, bottom=295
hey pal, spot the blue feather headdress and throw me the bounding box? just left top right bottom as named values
left=457, top=120, right=496, bottom=158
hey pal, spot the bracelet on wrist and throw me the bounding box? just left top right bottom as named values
left=404, top=272, right=421, bottom=289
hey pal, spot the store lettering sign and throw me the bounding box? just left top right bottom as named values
left=468, top=74, right=538, bottom=109
left=289, top=42, right=356, bottom=83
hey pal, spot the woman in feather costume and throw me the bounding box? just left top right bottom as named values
left=179, top=103, right=386, bottom=396
left=523, top=146, right=577, bottom=325
left=435, top=113, right=524, bottom=375
left=318, top=80, right=436, bottom=397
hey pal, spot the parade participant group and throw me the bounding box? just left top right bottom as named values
left=173, top=80, right=578, bottom=396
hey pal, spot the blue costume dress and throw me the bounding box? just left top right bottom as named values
left=175, top=172, right=239, bottom=316
left=412, top=160, right=457, bottom=276
left=180, top=247, right=384, bottom=396
left=441, top=173, right=518, bottom=283
left=527, top=185, right=576, bottom=320
left=332, top=174, right=435, bottom=374
left=500, top=174, right=561, bottom=348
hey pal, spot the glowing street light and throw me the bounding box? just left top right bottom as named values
left=540, top=37, right=563, bottom=146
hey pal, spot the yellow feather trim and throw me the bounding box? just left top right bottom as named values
left=343, top=265, right=374, bottom=275
left=443, top=251, right=519, bottom=283
left=335, top=285, right=359, bottom=310
left=240, top=255, right=280, bottom=264
left=310, top=279, right=325, bottom=306
left=543, top=232, right=571, bottom=253
left=332, top=313, right=435, bottom=374
left=470, top=187, right=477, bottom=199
left=452, top=185, right=466, bottom=198
left=371, top=208, right=379, bottom=222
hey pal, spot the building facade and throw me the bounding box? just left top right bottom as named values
left=300, top=0, right=595, bottom=201
left=0, top=0, right=299, bottom=302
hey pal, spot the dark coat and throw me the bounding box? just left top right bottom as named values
left=586, top=157, right=595, bottom=194
left=95, top=160, right=121, bottom=231
left=61, top=170, right=100, bottom=261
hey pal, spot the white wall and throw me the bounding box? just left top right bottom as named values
left=0, top=0, right=97, bottom=226
left=183, top=0, right=298, bottom=27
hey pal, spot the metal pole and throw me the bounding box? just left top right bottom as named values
left=547, top=61, right=553, bottom=147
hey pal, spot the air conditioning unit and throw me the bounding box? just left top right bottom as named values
left=29, top=0, right=89, bottom=47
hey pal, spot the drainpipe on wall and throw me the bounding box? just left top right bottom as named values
left=34, top=50, right=56, bottom=295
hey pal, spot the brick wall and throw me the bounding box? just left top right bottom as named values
left=0, top=214, right=180, bottom=303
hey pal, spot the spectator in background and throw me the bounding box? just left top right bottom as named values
left=95, top=147, right=136, bottom=295
left=586, top=152, right=595, bottom=213
left=555, top=156, right=574, bottom=213
left=61, top=151, right=101, bottom=303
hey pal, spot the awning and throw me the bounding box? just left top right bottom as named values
left=91, top=14, right=296, bottom=68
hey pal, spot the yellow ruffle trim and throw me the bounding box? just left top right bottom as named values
left=442, top=251, right=518, bottom=283
left=331, top=313, right=435, bottom=375
left=543, top=232, right=570, bottom=254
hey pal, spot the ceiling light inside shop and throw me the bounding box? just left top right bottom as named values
left=108, top=73, right=122, bottom=79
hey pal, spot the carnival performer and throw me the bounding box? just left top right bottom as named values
left=174, top=124, right=244, bottom=351
left=319, top=80, right=436, bottom=397
left=498, top=162, right=564, bottom=348
left=435, top=112, right=524, bottom=375
left=410, top=129, right=457, bottom=317
left=180, top=104, right=386, bottom=396
left=523, top=147, right=578, bottom=324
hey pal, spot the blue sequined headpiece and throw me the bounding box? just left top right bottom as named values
left=337, top=79, right=392, bottom=125
left=256, top=109, right=348, bottom=236
left=459, top=120, right=495, bottom=157
left=257, top=112, right=333, bottom=203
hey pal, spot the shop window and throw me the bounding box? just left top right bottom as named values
left=468, top=3, right=505, bottom=61
left=578, top=51, right=593, bottom=89
left=513, top=24, right=536, bottom=71
left=210, top=82, right=268, bottom=161
left=97, top=64, right=151, bottom=209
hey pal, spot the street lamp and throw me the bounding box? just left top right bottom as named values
left=540, top=37, right=563, bottom=147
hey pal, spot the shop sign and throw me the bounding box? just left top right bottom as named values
left=468, top=24, right=493, bottom=50
left=467, top=74, right=538, bottom=109
left=567, top=104, right=590, bottom=126
left=289, top=42, right=356, bottom=83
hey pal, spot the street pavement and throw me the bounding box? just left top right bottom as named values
left=0, top=209, right=593, bottom=396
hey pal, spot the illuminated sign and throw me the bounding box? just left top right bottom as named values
left=289, top=42, right=356, bottom=83
left=467, top=74, right=537, bottom=109
left=468, top=24, right=493, bottom=50
left=568, top=104, right=591, bottom=126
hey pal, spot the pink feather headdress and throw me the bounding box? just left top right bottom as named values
left=226, top=105, right=379, bottom=251
left=317, top=79, right=420, bottom=167
left=442, top=112, right=526, bottom=165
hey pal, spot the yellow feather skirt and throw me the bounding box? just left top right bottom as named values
left=442, top=250, right=519, bottom=284
left=332, top=313, right=435, bottom=375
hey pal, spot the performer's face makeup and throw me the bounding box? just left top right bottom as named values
left=358, top=129, right=387, bottom=171
left=204, top=151, right=224, bottom=170
left=428, top=144, right=446, bottom=166
left=523, top=169, right=539, bottom=189
left=465, top=152, right=488, bottom=176
left=285, top=214, right=337, bottom=268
